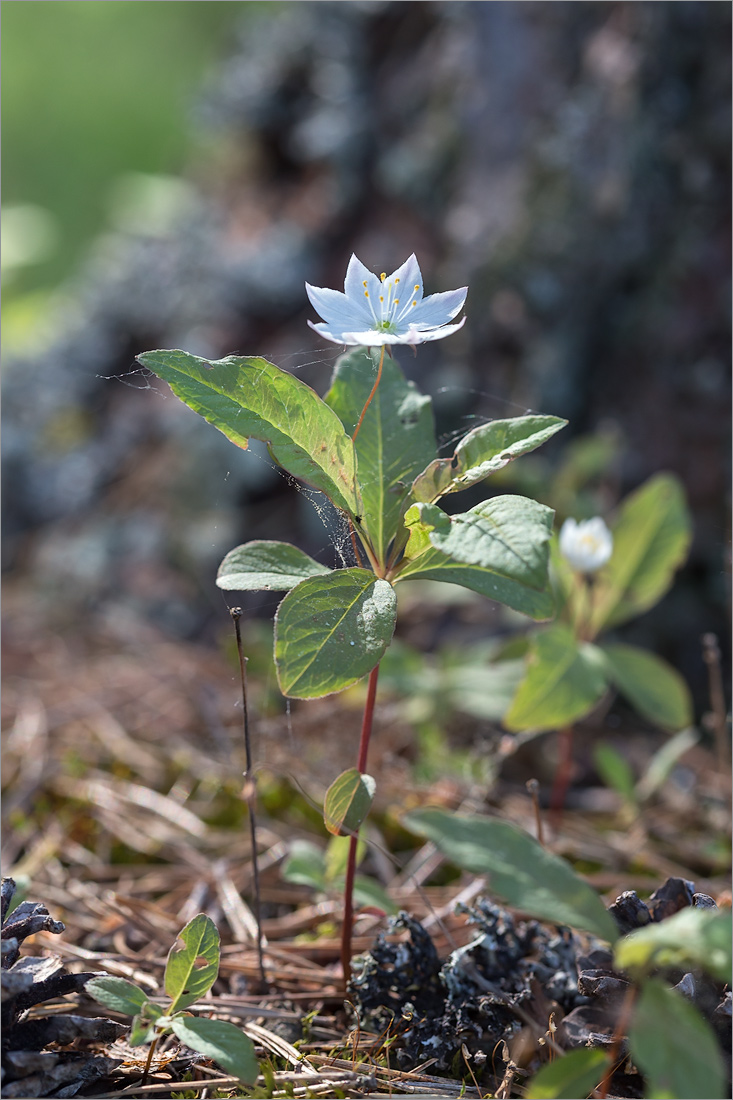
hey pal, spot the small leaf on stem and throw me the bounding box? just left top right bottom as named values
left=164, top=914, right=220, bottom=1014
left=324, top=768, right=376, bottom=837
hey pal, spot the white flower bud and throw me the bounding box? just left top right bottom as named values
left=559, top=517, right=613, bottom=573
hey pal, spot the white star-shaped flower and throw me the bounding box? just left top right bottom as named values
left=306, top=253, right=467, bottom=346
left=559, top=517, right=614, bottom=574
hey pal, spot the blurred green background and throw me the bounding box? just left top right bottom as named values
left=2, top=1, right=270, bottom=310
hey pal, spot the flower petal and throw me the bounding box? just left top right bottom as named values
left=404, top=286, right=468, bottom=327
left=343, top=254, right=381, bottom=318
left=307, top=320, right=363, bottom=346
left=403, top=316, right=467, bottom=342
left=386, top=254, right=423, bottom=322
left=305, top=283, right=372, bottom=328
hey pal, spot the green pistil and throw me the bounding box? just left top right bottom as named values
left=376, top=319, right=397, bottom=333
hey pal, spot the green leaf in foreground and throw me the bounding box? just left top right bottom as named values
left=504, top=625, right=608, bottom=731
left=136, top=349, right=361, bottom=518
left=628, top=979, right=726, bottom=1100
left=169, top=1015, right=259, bottom=1084
left=405, top=808, right=618, bottom=942
left=614, top=907, right=732, bottom=985
left=85, top=976, right=150, bottom=1017
left=164, top=914, right=220, bottom=1014
left=217, top=540, right=332, bottom=592
left=524, top=1048, right=610, bottom=1099
left=398, top=496, right=555, bottom=620
left=600, top=643, right=692, bottom=731
left=323, top=768, right=376, bottom=836
left=325, top=348, right=437, bottom=561
left=274, top=569, right=397, bottom=698
left=411, top=415, right=567, bottom=503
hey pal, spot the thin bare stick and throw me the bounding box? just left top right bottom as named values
left=340, top=662, right=381, bottom=986
left=230, top=607, right=267, bottom=991
left=526, top=778, right=545, bottom=847
left=550, top=725, right=574, bottom=824
left=597, top=982, right=637, bottom=1099
left=702, top=633, right=730, bottom=774
left=352, top=345, right=385, bottom=442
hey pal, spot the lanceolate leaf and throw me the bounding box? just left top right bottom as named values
left=137, top=350, right=361, bottom=519
left=601, top=642, right=693, bottom=731
left=85, top=976, right=151, bottom=1017
left=589, top=473, right=691, bottom=633
left=397, top=496, right=555, bottom=620
left=323, top=768, right=376, bottom=836
left=169, top=1015, right=259, bottom=1084
left=412, top=415, right=567, bottom=503
left=164, top=914, right=220, bottom=1014
left=504, top=626, right=608, bottom=732
left=405, top=808, right=618, bottom=942
left=274, top=569, right=397, bottom=698
left=217, top=540, right=332, bottom=592
left=325, top=348, right=437, bottom=562
left=628, top=979, right=726, bottom=1100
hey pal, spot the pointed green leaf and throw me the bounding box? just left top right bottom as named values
left=600, top=643, right=693, bottom=731
left=590, top=474, right=692, bottom=633
left=323, top=768, right=376, bottom=836
left=325, top=348, right=437, bottom=562
left=412, top=415, right=567, bottom=503
left=614, top=908, right=732, bottom=985
left=136, top=350, right=361, bottom=518
left=629, top=979, right=726, bottom=1100
left=405, top=808, right=618, bottom=942
left=594, top=742, right=637, bottom=804
left=504, top=626, right=608, bottom=731
left=170, top=1015, right=259, bottom=1084
left=164, top=914, right=220, bottom=1014
left=85, top=976, right=151, bottom=1018
left=525, top=1048, right=610, bottom=1099
left=217, top=540, right=332, bottom=592
left=397, top=496, right=555, bottom=620
left=353, top=874, right=398, bottom=915
left=274, top=568, right=397, bottom=698
left=281, top=840, right=327, bottom=891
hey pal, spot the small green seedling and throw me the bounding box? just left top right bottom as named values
left=86, top=914, right=258, bottom=1085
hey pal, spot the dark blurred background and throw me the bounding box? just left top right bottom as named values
left=3, top=1, right=730, bottom=715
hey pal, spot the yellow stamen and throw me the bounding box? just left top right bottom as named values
left=380, top=272, right=386, bottom=281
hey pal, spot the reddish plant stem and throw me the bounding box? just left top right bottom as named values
left=549, top=724, right=574, bottom=824
left=340, top=662, right=381, bottom=985
left=352, top=345, right=385, bottom=443
left=597, top=983, right=637, bottom=1099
